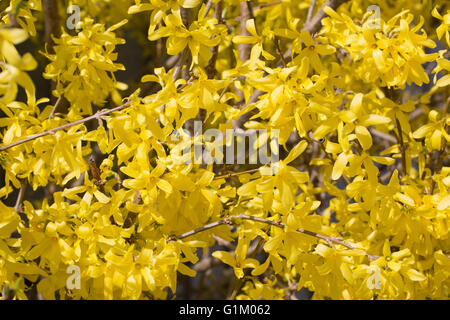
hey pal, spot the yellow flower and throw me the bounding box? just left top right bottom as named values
left=432, top=7, right=450, bottom=47
left=212, top=233, right=259, bottom=279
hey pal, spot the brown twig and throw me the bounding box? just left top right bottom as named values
left=14, top=180, right=27, bottom=213
left=204, top=0, right=214, bottom=17
left=306, top=0, right=317, bottom=24
left=302, top=0, right=349, bottom=35
left=281, top=0, right=350, bottom=63
left=429, top=97, right=449, bottom=193
left=395, top=117, right=407, bottom=177
left=430, top=144, right=447, bottom=194
left=42, top=0, right=61, bottom=53
left=0, top=100, right=132, bottom=151
left=48, top=96, right=63, bottom=119
left=170, top=214, right=379, bottom=261
left=370, top=128, right=397, bottom=144
left=274, top=37, right=287, bottom=67
left=213, top=168, right=261, bottom=180
left=172, top=48, right=189, bottom=81
left=168, top=219, right=232, bottom=241
left=42, top=0, right=62, bottom=106
left=218, top=77, right=237, bottom=103
left=228, top=236, right=264, bottom=300
left=238, top=1, right=255, bottom=63
left=253, top=1, right=282, bottom=11
left=205, top=0, right=224, bottom=79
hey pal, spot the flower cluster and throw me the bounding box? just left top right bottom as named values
left=43, top=18, right=128, bottom=116
left=0, top=0, right=448, bottom=300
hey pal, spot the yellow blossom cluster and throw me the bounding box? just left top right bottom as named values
left=0, top=0, right=448, bottom=300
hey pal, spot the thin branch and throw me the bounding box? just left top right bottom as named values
left=43, top=0, right=62, bottom=107
left=274, top=37, right=287, bottom=67
left=48, top=96, right=63, bottom=119
left=281, top=0, right=349, bottom=63
left=173, top=5, right=192, bottom=81
left=14, top=180, right=26, bottom=213
left=306, top=0, right=317, bottom=24
left=238, top=1, right=255, bottom=63
left=253, top=1, right=282, bottom=11
left=169, top=219, right=231, bottom=241
left=172, top=48, right=189, bottom=81
left=228, top=236, right=264, bottom=300
left=409, top=107, right=424, bottom=121
left=0, top=100, right=132, bottom=151
left=170, top=213, right=379, bottom=261
left=429, top=97, right=449, bottom=194
left=42, top=0, right=61, bottom=53
left=370, top=128, right=397, bottom=144
left=430, top=144, right=447, bottom=194
left=212, top=235, right=236, bottom=250
left=203, top=76, right=237, bottom=124
left=302, top=0, right=349, bottom=35
left=213, top=168, right=261, bottom=180
left=204, top=0, right=214, bottom=17
left=205, top=0, right=224, bottom=79
left=218, top=77, right=237, bottom=104
left=395, top=116, right=407, bottom=177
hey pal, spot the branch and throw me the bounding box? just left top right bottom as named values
left=173, top=5, right=192, bottom=81
left=306, top=0, right=317, bottom=24
left=228, top=236, right=264, bottom=300
left=281, top=0, right=349, bottom=62
left=253, top=1, right=281, bottom=11
left=205, top=0, right=224, bottom=79
left=238, top=1, right=255, bottom=63
left=172, top=48, right=189, bottom=81
left=14, top=180, right=26, bottom=213
left=429, top=97, right=449, bottom=194
left=169, top=219, right=231, bottom=241
left=204, top=0, right=214, bottom=17
left=0, top=100, right=132, bottom=151
left=395, top=116, right=407, bottom=177
left=213, top=168, right=260, bottom=180
left=302, top=0, right=349, bottom=34
left=48, top=95, right=63, bottom=119
left=370, top=128, right=397, bottom=144
left=170, top=213, right=379, bottom=261
left=274, top=37, right=287, bottom=67
left=42, top=0, right=61, bottom=52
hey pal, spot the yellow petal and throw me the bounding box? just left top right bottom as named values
left=156, top=178, right=173, bottom=195
left=406, top=268, right=427, bottom=281
left=180, top=0, right=202, bottom=8
left=437, top=195, right=450, bottom=211
left=430, top=129, right=442, bottom=151
left=331, top=152, right=348, bottom=180
left=212, top=251, right=235, bottom=267
left=284, top=140, right=308, bottom=164
left=246, top=19, right=258, bottom=36
left=355, top=126, right=372, bottom=150
left=166, top=37, right=188, bottom=55
left=350, top=93, right=363, bottom=114
left=232, top=35, right=258, bottom=44
left=93, top=190, right=110, bottom=204
left=412, top=123, right=435, bottom=139
left=373, top=48, right=386, bottom=71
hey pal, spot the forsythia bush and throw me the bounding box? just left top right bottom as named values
left=0, top=0, right=448, bottom=300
